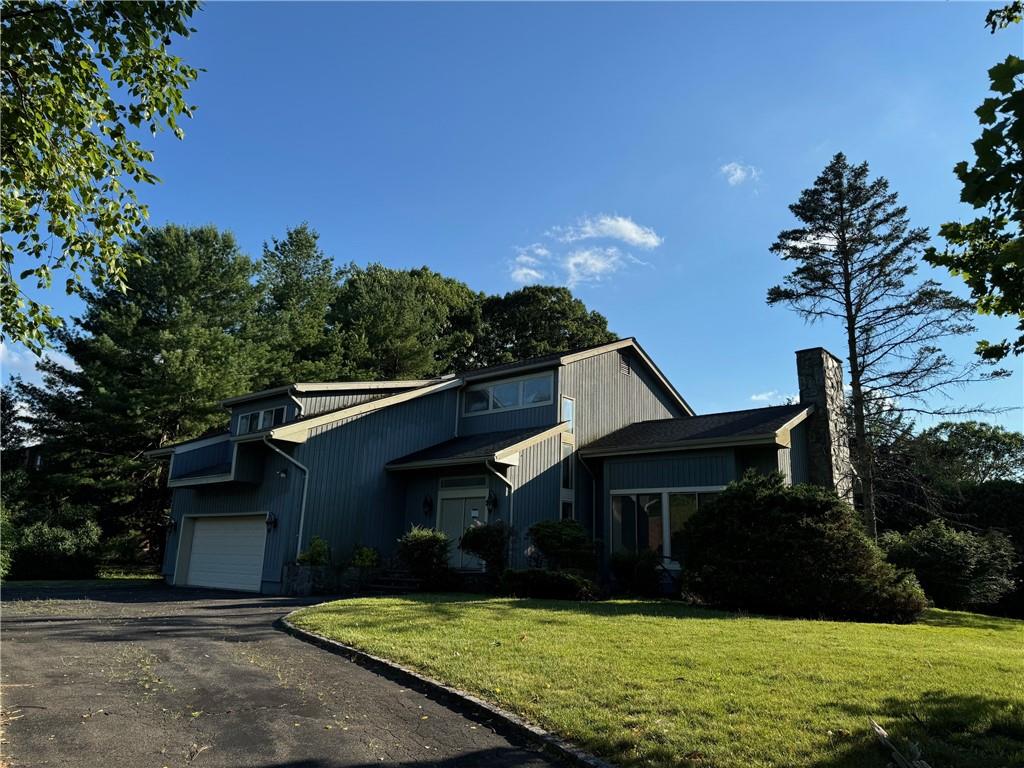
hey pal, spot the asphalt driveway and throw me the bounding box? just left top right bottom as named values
left=1, top=583, right=559, bottom=768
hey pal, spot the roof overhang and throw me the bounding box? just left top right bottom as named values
left=579, top=407, right=811, bottom=458
left=144, top=432, right=231, bottom=459
left=386, top=422, right=568, bottom=471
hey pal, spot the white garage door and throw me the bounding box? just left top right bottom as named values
left=186, top=516, right=266, bottom=592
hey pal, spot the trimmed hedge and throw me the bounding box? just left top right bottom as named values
left=527, top=519, right=596, bottom=571
left=881, top=520, right=1018, bottom=610
left=680, top=472, right=926, bottom=623
left=397, top=525, right=451, bottom=588
left=502, top=568, right=597, bottom=601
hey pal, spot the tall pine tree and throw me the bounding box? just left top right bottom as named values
left=767, top=153, right=998, bottom=536
left=15, top=225, right=261, bottom=552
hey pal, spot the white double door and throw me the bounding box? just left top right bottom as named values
left=438, top=495, right=487, bottom=570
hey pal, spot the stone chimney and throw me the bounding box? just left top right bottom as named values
left=796, top=348, right=854, bottom=503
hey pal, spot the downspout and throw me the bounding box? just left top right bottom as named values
left=262, top=436, right=310, bottom=560
left=485, top=459, right=514, bottom=564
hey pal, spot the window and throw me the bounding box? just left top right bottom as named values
left=561, top=444, right=574, bottom=490
left=238, top=406, right=286, bottom=435
left=462, top=373, right=553, bottom=416
left=611, top=488, right=724, bottom=562
left=561, top=396, right=575, bottom=434
left=561, top=501, right=574, bottom=521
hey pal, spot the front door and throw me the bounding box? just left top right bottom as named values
left=438, top=495, right=487, bottom=569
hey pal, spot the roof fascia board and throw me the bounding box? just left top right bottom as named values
left=292, top=380, right=438, bottom=393
left=580, top=432, right=779, bottom=458
left=269, top=378, right=463, bottom=444
left=494, top=423, right=569, bottom=461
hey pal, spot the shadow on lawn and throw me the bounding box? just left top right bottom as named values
left=813, top=692, right=1024, bottom=768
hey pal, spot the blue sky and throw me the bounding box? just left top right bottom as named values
left=4, top=2, right=1022, bottom=427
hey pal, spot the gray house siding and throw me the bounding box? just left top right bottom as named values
left=604, top=450, right=736, bottom=492
left=506, top=433, right=562, bottom=568
left=789, top=421, right=810, bottom=484
left=294, top=389, right=459, bottom=559
left=162, top=446, right=298, bottom=594
left=559, top=349, right=686, bottom=447
left=299, top=390, right=403, bottom=416
left=561, top=348, right=689, bottom=545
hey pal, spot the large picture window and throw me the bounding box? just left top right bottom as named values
left=610, top=488, right=722, bottom=564
left=462, top=373, right=553, bottom=416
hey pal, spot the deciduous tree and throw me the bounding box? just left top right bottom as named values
left=1, top=1, right=200, bottom=351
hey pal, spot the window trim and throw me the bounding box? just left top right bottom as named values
left=461, top=371, right=555, bottom=417
left=609, top=485, right=726, bottom=562
left=560, top=395, right=575, bottom=434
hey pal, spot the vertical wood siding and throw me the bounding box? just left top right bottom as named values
left=299, top=390, right=401, bottom=416
left=507, top=433, right=562, bottom=568
left=559, top=349, right=687, bottom=448
left=457, top=399, right=558, bottom=436
left=294, top=389, right=459, bottom=559
left=604, top=450, right=736, bottom=492
left=789, top=421, right=810, bottom=484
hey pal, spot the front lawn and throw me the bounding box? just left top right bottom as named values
left=290, top=595, right=1024, bottom=768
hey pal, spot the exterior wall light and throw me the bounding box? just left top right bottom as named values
left=486, top=490, right=498, bottom=515
left=422, top=495, right=434, bottom=518
left=266, top=512, right=278, bottom=531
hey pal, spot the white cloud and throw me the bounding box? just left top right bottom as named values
left=750, top=390, right=778, bottom=403
left=720, top=162, right=762, bottom=186
left=509, top=244, right=551, bottom=284
left=564, top=247, right=629, bottom=288
left=551, top=214, right=663, bottom=249
left=1, top=341, right=77, bottom=386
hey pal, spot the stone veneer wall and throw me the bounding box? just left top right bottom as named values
left=796, top=348, right=854, bottom=503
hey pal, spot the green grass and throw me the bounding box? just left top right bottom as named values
left=291, top=595, right=1024, bottom=768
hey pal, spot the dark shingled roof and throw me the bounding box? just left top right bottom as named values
left=387, top=424, right=557, bottom=469
left=581, top=404, right=809, bottom=455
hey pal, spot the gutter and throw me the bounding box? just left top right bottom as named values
left=262, top=436, right=311, bottom=560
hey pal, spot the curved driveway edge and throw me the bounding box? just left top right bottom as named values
left=279, top=608, right=617, bottom=768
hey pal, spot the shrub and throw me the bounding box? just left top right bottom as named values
left=297, top=536, right=331, bottom=566
left=881, top=520, right=1019, bottom=610
left=501, top=568, right=597, bottom=601
left=0, top=504, right=12, bottom=580
left=527, top=519, right=595, bottom=571
left=459, top=520, right=512, bottom=578
left=609, top=550, right=665, bottom=596
left=7, top=506, right=102, bottom=580
left=397, top=525, right=451, bottom=588
left=349, top=545, right=380, bottom=570
left=680, top=472, right=926, bottom=623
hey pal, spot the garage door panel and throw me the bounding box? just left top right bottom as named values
left=186, top=516, right=266, bottom=592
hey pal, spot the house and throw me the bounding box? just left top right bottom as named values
left=149, top=339, right=853, bottom=593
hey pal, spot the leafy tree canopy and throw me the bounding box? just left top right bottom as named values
left=925, top=8, right=1023, bottom=361
left=478, top=285, right=616, bottom=366
left=1, top=1, right=199, bottom=351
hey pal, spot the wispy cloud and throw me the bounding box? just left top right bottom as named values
left=550, top=214, right=663, bottom=249
left=509, top=214, right=661, bottom=288
left=750, top=390, right=778, bottom=403
left=1, top=341, right=77, bottom=386
left=720, top=162, right=761, bottom=187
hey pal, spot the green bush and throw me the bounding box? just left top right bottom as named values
left=459, top=520, right=512, bottom=578
left=397, top=525, right=451, bottom=587
left=297, top=536, right=331, bottom=566
left=680, top=472, right=926, bottom=623
left=609, top=550, right=664, bottom=596
left=881, top=520, right=1019, bottom=610
left=0, top=503, right=12, bottom=580
left=7, top=505, right=102, bottom=580
left=527, top=519, right=595, bottom=571
left=349, top=545, right=380, bottom=569
left=501, top=568, right=597, bottom=601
